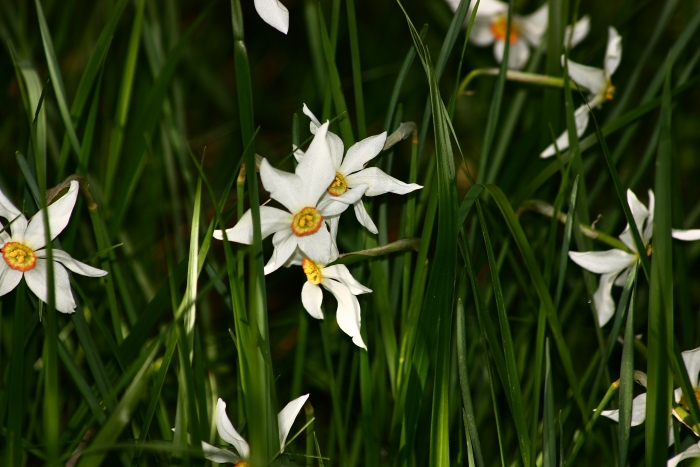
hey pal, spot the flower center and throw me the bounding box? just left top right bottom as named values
left=1, top=242, right=36, bottom=272
left=680, top=388, right=700, bottom=411
left=234, top=462, right=251, bottom=467
left=490, top=16, right=519, bottom=44
left=291, top=207, right=324, bottom=237
left=327, top=172, right=348, bottom=197
left=605, top=84, right=616, bottom=101
left=302, top=258, right=323, bottom=285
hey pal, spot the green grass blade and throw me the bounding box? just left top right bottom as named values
left=543, top=339, right=555, bottom=467
left=618, top=277, right=637, bottom=466
left=5, top=281, right=26, bottom=467
left=554, top=175, right=579, bottom=310
left=370, top=261, right=397, bottom=394
left=346, top=0, right=365, bottom=140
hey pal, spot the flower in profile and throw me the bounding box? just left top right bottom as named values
left=298, top=105, right=422, bottom=234
left=214, top=121, right=367, bottom=273
left=295, top=250, right=371, bottom=349
left=541, top=26, right=622, bottom=158
left=569, top=189, right=699, bottom=327
left=254, top=0, right=289, bottom=34
left=202, top=394, right=309, bottom=464
left=0, top=181, right=107, bottom=313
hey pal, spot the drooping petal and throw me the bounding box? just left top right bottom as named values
left=672, top=229, right=700, bottom=241
left=469, top=18, right=497, bottom=46
left=644, top=189, right=655, bottom=243
left=517, top=3, right=548, bottom=47
left=303, top=103, right=322, bottom=130
left=613, top=266, right=633, bottom=287
left=24, top=259, right=76, bottom=313
left=540, top=104, right=590, bottom=158
left=345, top=167, right=422, bottom=196
left=569, top=249, right=636, bottom=274
left=0, top=261, right=23, bottom=296
left=604, top=26, right=622, bottom=79
left=295, top=122, right=337, bottom=207
left=297, top=223, right=334, bottom=264
left=301, top=281, right=324, bottom=319
left=264, top=229, right=298, bottom=275
left=278, top=394, right=310, bottom=451
left=253, top=0, right=289, bottom=34
left=617, top=189, right=650, bottom=251
left=318, top=185, right=369, bottom=217
left=564, top=15, right=590, bottom=49
left=213, top=207, right=292, bottom=245
left=215, top=399, right=250, bottom=459
left=338, top=133, right=388, bottom=176
left=321, top=278, right=366, bottom=349
left=260, top=158, right=305, bottom=213
left=681, top=346, right=700, bottom=388
left=668, top=442, right=700, bottom=467
left=34, top=249, right=107, bottom=277
left=323, top=264, right=372, bottom=295
left=563, top=56, right=607, bottom=96
left=23, top=180, right=79, bottom=250
left=593, top=271, right=621, bottom=327
left=0, top=188, right=28, bottom=239
left=353, top=200, right=378, bottom=234
left=201, top=440, right=241, bottom=464
left=494, top=38, right=531, bottom=70
left=600, top=392, right=647, bottom=426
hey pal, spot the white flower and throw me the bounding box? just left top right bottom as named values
left=541, top=26, right=622, bottom=158
left=298, top=105, right=422, bottom=235
left=214, top=121, right=368, bottom=273
left=254, top=0, right=289, bottom=34
left=202, top=394, right=309, bottom=464
left=0, top=181, right=107, bottom=313
left=668, top=442, right=700, bottom=467
left=601, top=346, right=700, bottom=449
left=569, top=189, right=699, bottom=327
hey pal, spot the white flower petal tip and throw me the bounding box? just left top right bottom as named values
left=278, top=393, right=310, bottom=451
left=564, top=15, right=590, bottom=49
left=213, top=230, right=224, bottom=240
left=201, top=440, right=241, bottom=464
left=568, top=249, right=636, bottom=274
left=672, top=229, right=700, bottom=241
left=253, top=0, right=289, bottom=34
left=605, top=26, right=622, bottom=78
left=352, top=334, right=367, bottom=350
left=681, top=346, right=700, bottom=388
left=215, top=398, right=250, bottom=459
left=668, top=442, right=700, bottom=467
left=539, top=104, right=590, bottom=158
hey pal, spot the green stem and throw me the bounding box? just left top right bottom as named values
left=457, top=68, right=576, bottom=98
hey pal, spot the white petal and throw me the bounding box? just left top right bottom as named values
left=494, top=38, right=531, bottom=70
left=278, top=394, right=310, bottom=451
left=293, top=144, right=305, bottom=163
left=469, top=18, right=497, bottom=46
left=295, top=122, right=337, bottom=207
left=0, top=228, right=9, bottom=244
left=318, top=185, right=368, bottom=217
left=517, top=3, right=548, bottom=47
left=346, top=167, right=422, bottom=197
left=0, top=188, right=28, bottom=239
left=23, top=180, right=79, bottom=250
left=613, top=266, right=633, bottom=287
left=672, top=229, right=700, bottom=241
left=264, top=230, right=298, bottom=275
left=323, top=264, right=372, bottom=295
left=681, top=346, right=700, bottom=388
left=284, top=248, right=305, bottom=267
left=301, top=281, right=324, bottom=319
left=338, top=133, right=388, bottom=176
left=253, top=0, right=289, bottom=34
left=540, top=104, right=590, bottom=158
left=25, top=259, right=76, bottom=313
left=297, top=224, right=334, bottom=264
left=593, top=272, right=620, bottom=327
left=260, top=158, right=304, bottom=213
left=563, top=56, right=607, bottom=96
left=303, top=103, right=321, bottom=130
left=564, top=15, right=590, bottom=49
left=327, top=132, right=345, bottom=169
left=213, top=207, right=292, bottom=245
left=201, top=440, right=241, bottom=464
left=667, top=442, right=700, bottom=467
left=605, top=27, right=622, bottom=78
left=322, top=278, right=366, bottom=349
left=353, top=200, right=378, bottom=234
left=600, top=392, right=647, bottom=426
left=215, top=399, right=250, bottom=459
left=644, top=189, right=655, bottom=243
left=470, top=0, right=509, bottom=17
left=618, top=189, right=650, bottom=251
left=568, top=249, right=636, bottom=274
left=0, top=261, right=23, bottom=296
left=326, top=217, right=340, bottom=263
left=35, top=249, right=107, bottom=277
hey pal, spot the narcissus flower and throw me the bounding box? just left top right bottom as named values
left=202, top=395, right=309, bottom=464
left=541, top=26, right=622, bottom=158
left=0, top=181, right=107, bottom=313
left=214, top=121, right=368, bottom=273
left=298, top=105, right=422, bottom=234
left=297, top=253, right=371, bottom=349
left=569, top=189, right=699, bottom=327
left=254, top=0, right=289, bottom=34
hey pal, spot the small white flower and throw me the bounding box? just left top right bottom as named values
left=569, top=189, right=699, bottom=327
left=298, top=105, right=422, bottom=235
left=202, top=394, right=310, bottom=464
left=214, top=121, right=368, bottom=273
left=541, top=26, right=622, bottom=158
left=0, top=181, right=107, bottom=313
left=254, top=0, right=289, bottom=34
left=668, top=441, right=700, bottom=467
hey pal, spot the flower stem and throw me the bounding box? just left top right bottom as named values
left=457, top=68, right=577, bottom=98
